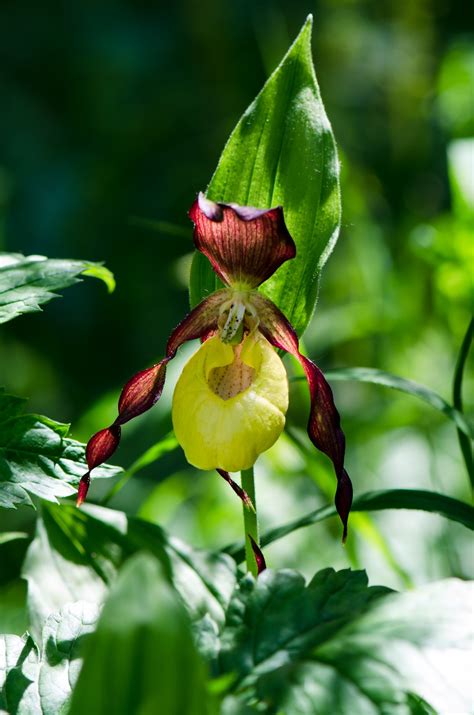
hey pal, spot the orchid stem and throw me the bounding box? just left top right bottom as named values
left=241, top=467, right=259, bottom=576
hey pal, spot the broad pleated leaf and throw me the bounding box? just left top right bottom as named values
left=0, top=253, right=114, bottom=324
left=190, top=16, right=341, bottom=337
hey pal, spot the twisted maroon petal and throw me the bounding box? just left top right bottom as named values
left=189, top=192, right=296, bottom=288
left=252, top=293, right=353, bottom=542
left=249, top=535, right=267, bottom=575
left=216, top=469, right=255, bottom=511
left=77, top=290, right=228, bottom=506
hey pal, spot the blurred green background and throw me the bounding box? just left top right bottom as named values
left=0, top=0, right=472, bottom=601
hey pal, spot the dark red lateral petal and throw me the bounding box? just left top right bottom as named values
left=249, top=535, right=267, bottom=575
left=216, top=469, right=255, bottom=511
left=77, top=291, right=228, bottom=506
left=189, top=192, right=296, bottom=288
left=252, top=293, right=353, bottom=541
left=166, top=289, right=228, bottom=355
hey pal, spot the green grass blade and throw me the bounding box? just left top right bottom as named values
left=293, top=367, right=473, bottom=438
left=225, top=489, right=474, bottom=562
left=452, top=318, right=474, bottom=488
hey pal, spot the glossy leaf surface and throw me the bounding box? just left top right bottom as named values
left=190, top=16, right=341, bottom=337
left=0, top=253, right=114, bottom=324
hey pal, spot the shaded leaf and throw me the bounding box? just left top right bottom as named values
left=0, top=253, right=114, bottom=324
left=0, top=634, right=39, bottom=714
left=218, top=570, right=472, bottom=714
left=0, top=391, right=121, bottom=510
left=68, top=553, right=215, bottom=715
left=38, top=602, right=99, bottom=715
left=22, top=502, right=237, bottom=642
left=190, top=16, right=341, bottom=337
left=0, top=603, right=99, bottom=715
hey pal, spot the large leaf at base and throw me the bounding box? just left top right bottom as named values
left=69, top=554, right=215, bottom=715
left=0, top=253, right=114, bottom=324
left=22, top=502, right=237, bottom=642
left=190, top=16, right=341, bottom=337
left=218, top=570, right=472, bottom=714
left=0, top=392, right=121, bottom=509
left=0, top=602, right=99, bottom=715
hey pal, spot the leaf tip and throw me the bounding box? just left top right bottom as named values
left=82, top=264, right=116, bottom=294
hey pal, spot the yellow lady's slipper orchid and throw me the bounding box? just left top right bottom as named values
left=78, top=192, right=353, bottom=541
left=172, top=333, right=288, bottom=472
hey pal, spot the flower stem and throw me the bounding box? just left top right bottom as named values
left=241, top=467, right=259, bottom=576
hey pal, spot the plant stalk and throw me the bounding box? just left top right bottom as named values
left=241, top=467, right=259, bottom=576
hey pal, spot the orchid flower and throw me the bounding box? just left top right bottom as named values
left=77, top=193, right=353, bottom=540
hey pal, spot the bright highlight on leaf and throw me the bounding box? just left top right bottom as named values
left=0, top=253, right=115, bottom=324
left=190, top=15, right=341, bottom=338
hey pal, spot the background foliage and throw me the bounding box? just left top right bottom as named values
left=0, top=1, right=472, bottom=712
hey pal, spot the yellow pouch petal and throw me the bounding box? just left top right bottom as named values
left=172, top=333, right=288, bottom=472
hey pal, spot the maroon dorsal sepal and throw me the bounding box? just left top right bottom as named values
left=189, top=193, right=296, bottom=289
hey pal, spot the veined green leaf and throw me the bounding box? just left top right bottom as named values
left=226, top=489, right=474, bottom=562
left=37, top=602, right=100, bottom=715
left=0, top=391, right=121, bottom=510
left=293, top=366, right=473, bottom=438
left=190, top=16, right=341, bottom=337
left=219, top=570, right=472, bottom=714
left=0, top=634, right=39, bottom=713
left=0, top=602, right=99, bottom=715
left=0, top=253, right=114, bottom=324
left=69, top=554, right=215, bottom=715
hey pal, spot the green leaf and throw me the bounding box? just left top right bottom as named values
left=0, top=391, right=121, bottom=510
left=0, top=634, right=40, bottom=714
left=0, top=603, right=99, bottom=715
left=38, top=602, right=99, bottom=715
left=294, top=366, right=473, bottom=438
left=0, top=532, right=28, bottom=545
left=218, top=570, right=472, bottom=714
left=22, top=502, right=237, bottom=642
left=0, top=253, right=114, bottom=324
left=452, top=318, right=474, bottom=486
left=226, top=489, right=474, bottom=562
left=190, top=16, right=341, bottom=337
left=68, top=553, right=215, bottom=715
